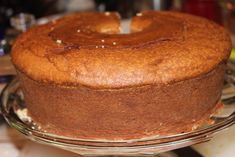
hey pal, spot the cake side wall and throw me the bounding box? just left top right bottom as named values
left=18, top=64, right=226, bottom=140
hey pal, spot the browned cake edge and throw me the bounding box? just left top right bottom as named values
left=18, top=62, right=226, bottom=140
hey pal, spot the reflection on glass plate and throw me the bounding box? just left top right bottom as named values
left=1, top=67, right=235, bottom=156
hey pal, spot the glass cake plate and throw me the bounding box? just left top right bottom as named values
left=1, top=64, right=235, bottom=156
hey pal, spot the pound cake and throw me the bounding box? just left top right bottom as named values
left=11, top=11, right=231, bottom=140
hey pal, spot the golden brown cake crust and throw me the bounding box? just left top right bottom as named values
left=11, top=11, right=231, bottom=89
left=19, top=63, right=225, bottom=140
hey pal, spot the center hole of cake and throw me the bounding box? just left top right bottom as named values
left=120, top=20, right=131, bottom=34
